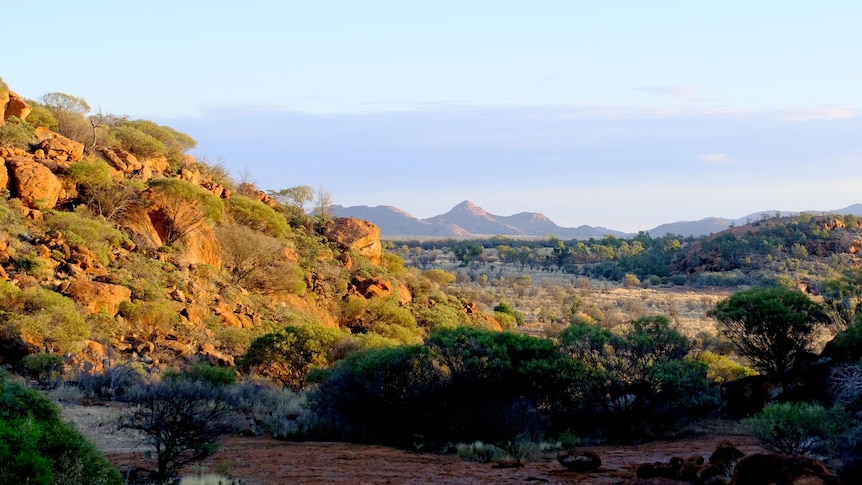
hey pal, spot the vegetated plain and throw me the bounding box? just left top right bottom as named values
left=2, top=77, right=862, bottom=484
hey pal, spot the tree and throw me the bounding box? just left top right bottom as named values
left=313, top=186, right=332, bottom=219
left=120, top=380, right=235, bottom=482
left=708, top=287, right=830, bottom=377
left=38, top=92, right=92, bottom=142
left=268, top=185, right=314, bottom=211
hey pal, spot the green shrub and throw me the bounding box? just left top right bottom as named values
left=23, top=103, right=58, bottom=130
left=242, top=325, right=346, bottom=389
left=744, top=402, right=843, bottom=456
left=108, top=124, right=166, bottom=158
left=0, top=283, right=88, bottom=353
left=0, top=376, right=123, bottom=484
left=18, top=353, right=64, bottom=386
left=456, top=441, right=504, bottom=463
left=0, top=116, right=37, bottom=149
left=165, top=363, right=238, bottom=387
left=226, top=195, right=289, bottom=238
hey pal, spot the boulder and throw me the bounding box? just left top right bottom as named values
left=324, top=217, right=383, bottom=265
left=33, top=128, right=84, bottom=163
left=63, top=280, right=131, bottom=316
left=710, top=441, right=746, bottom=476
left=731, top=454, right=839, bottom=485
left=557, top=450, right=601, bottom=472
left=99, top=146, right=144, bottom=173
left=0, top=327, right=41, bottom=364
left=354, top=276, right=392, bottom=299
left=7, top=155, right=63, bottom=209
left=4, top=91, right=31, bottom=121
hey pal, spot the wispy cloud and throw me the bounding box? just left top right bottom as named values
left=698, top=153, right=733, bottom=165
left=778, top=106, right=859, bottom=121
left=635, top=85, right=700, bottom=100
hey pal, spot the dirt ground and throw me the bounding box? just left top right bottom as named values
left=62, top=403, right=771, bottom=484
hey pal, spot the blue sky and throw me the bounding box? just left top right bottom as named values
left=5, top=1, right=861, bottom=231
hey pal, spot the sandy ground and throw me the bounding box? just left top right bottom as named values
left=61, top=403, right=770, bottom=484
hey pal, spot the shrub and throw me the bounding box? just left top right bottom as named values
left=23, top=103, right=58, bottom=130
left=0, top=376, right=123, bottom=484
left=744, top=402, right=843, bottom=456
left=108, top=124, right=166, bottom=158
left=18, top=352, right=65, bottom=386
left=456, top=441, right=504, bottom=463
left=165, top=363, right=238, bottom=386
left=147, top=177, right=224, bottom=245
left=242, top=325, right=346, bottom=389
left=120, top=380, right=236, bottom=482
left=75, top=362, right=146, bottom=400
left=0, top=282, right=88, bottom=353
left=0, top=116, right=37, bottom=149
left=226, top=195, right=289, bottom=238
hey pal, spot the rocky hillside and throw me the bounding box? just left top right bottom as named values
left=0, top=81, right=500, bottom=374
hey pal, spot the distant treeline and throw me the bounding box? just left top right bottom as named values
left=389, top=213, right=862, bottom=287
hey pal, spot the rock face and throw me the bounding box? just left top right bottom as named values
left=63, top=280, right=132, bottom=316
left=6, top=155, right=63, bottom=209
left=324, top=217, right=383, bottom=265
left=4, top=91, right=31, bottom=121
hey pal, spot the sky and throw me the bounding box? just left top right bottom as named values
left=5, top=1, right=861, bottom=232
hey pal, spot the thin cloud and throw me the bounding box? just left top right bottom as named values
left=698, top=153, right=733, bottom=165
left=779, top=106, right=859, bottom=121
left=635, top=85, right=700, bottom=100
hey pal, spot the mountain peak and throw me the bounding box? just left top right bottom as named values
left=451, top=200, right=487, bottom=216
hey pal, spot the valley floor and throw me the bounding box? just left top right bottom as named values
left=62, top=403, right=772, bottom=484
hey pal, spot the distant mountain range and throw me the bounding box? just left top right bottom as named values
left=329, top=201, right=862, bottom=239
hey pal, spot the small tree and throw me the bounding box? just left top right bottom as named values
left=146, top=178, right=224, bottom=246
left=120, top=380, right=235, bottom=482
left=708, top=287, right=830, bottom=377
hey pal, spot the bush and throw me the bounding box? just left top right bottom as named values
left=242, top=325, right=346, bottom=389
left=0, top=375, right=123, bottom=484
left=0, top=116, right=36, bottom=149
left=226, top=195, right=289, bottom=238
left=744, top=402, right=843, bottom=456
left=0, top=282, right=88, bottom=353
left=75, top=362, right=146, bottom=400
left=120, top=380, right=236, bottom=482
left=165, top=363, right=238, bottom=386
left=456, top=441, right=504, bottom=463
left=18, top=352, right=64, bottom=386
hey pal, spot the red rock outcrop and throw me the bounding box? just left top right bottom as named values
left=63, top=280, right=132, bottom=316
left=324, top=217, right=383, bottom=265
left=34, top=127, right=84, bottom=163
left=4, top=91, right=31, bottom=121
left=6, top=155, right=63, bottom=209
